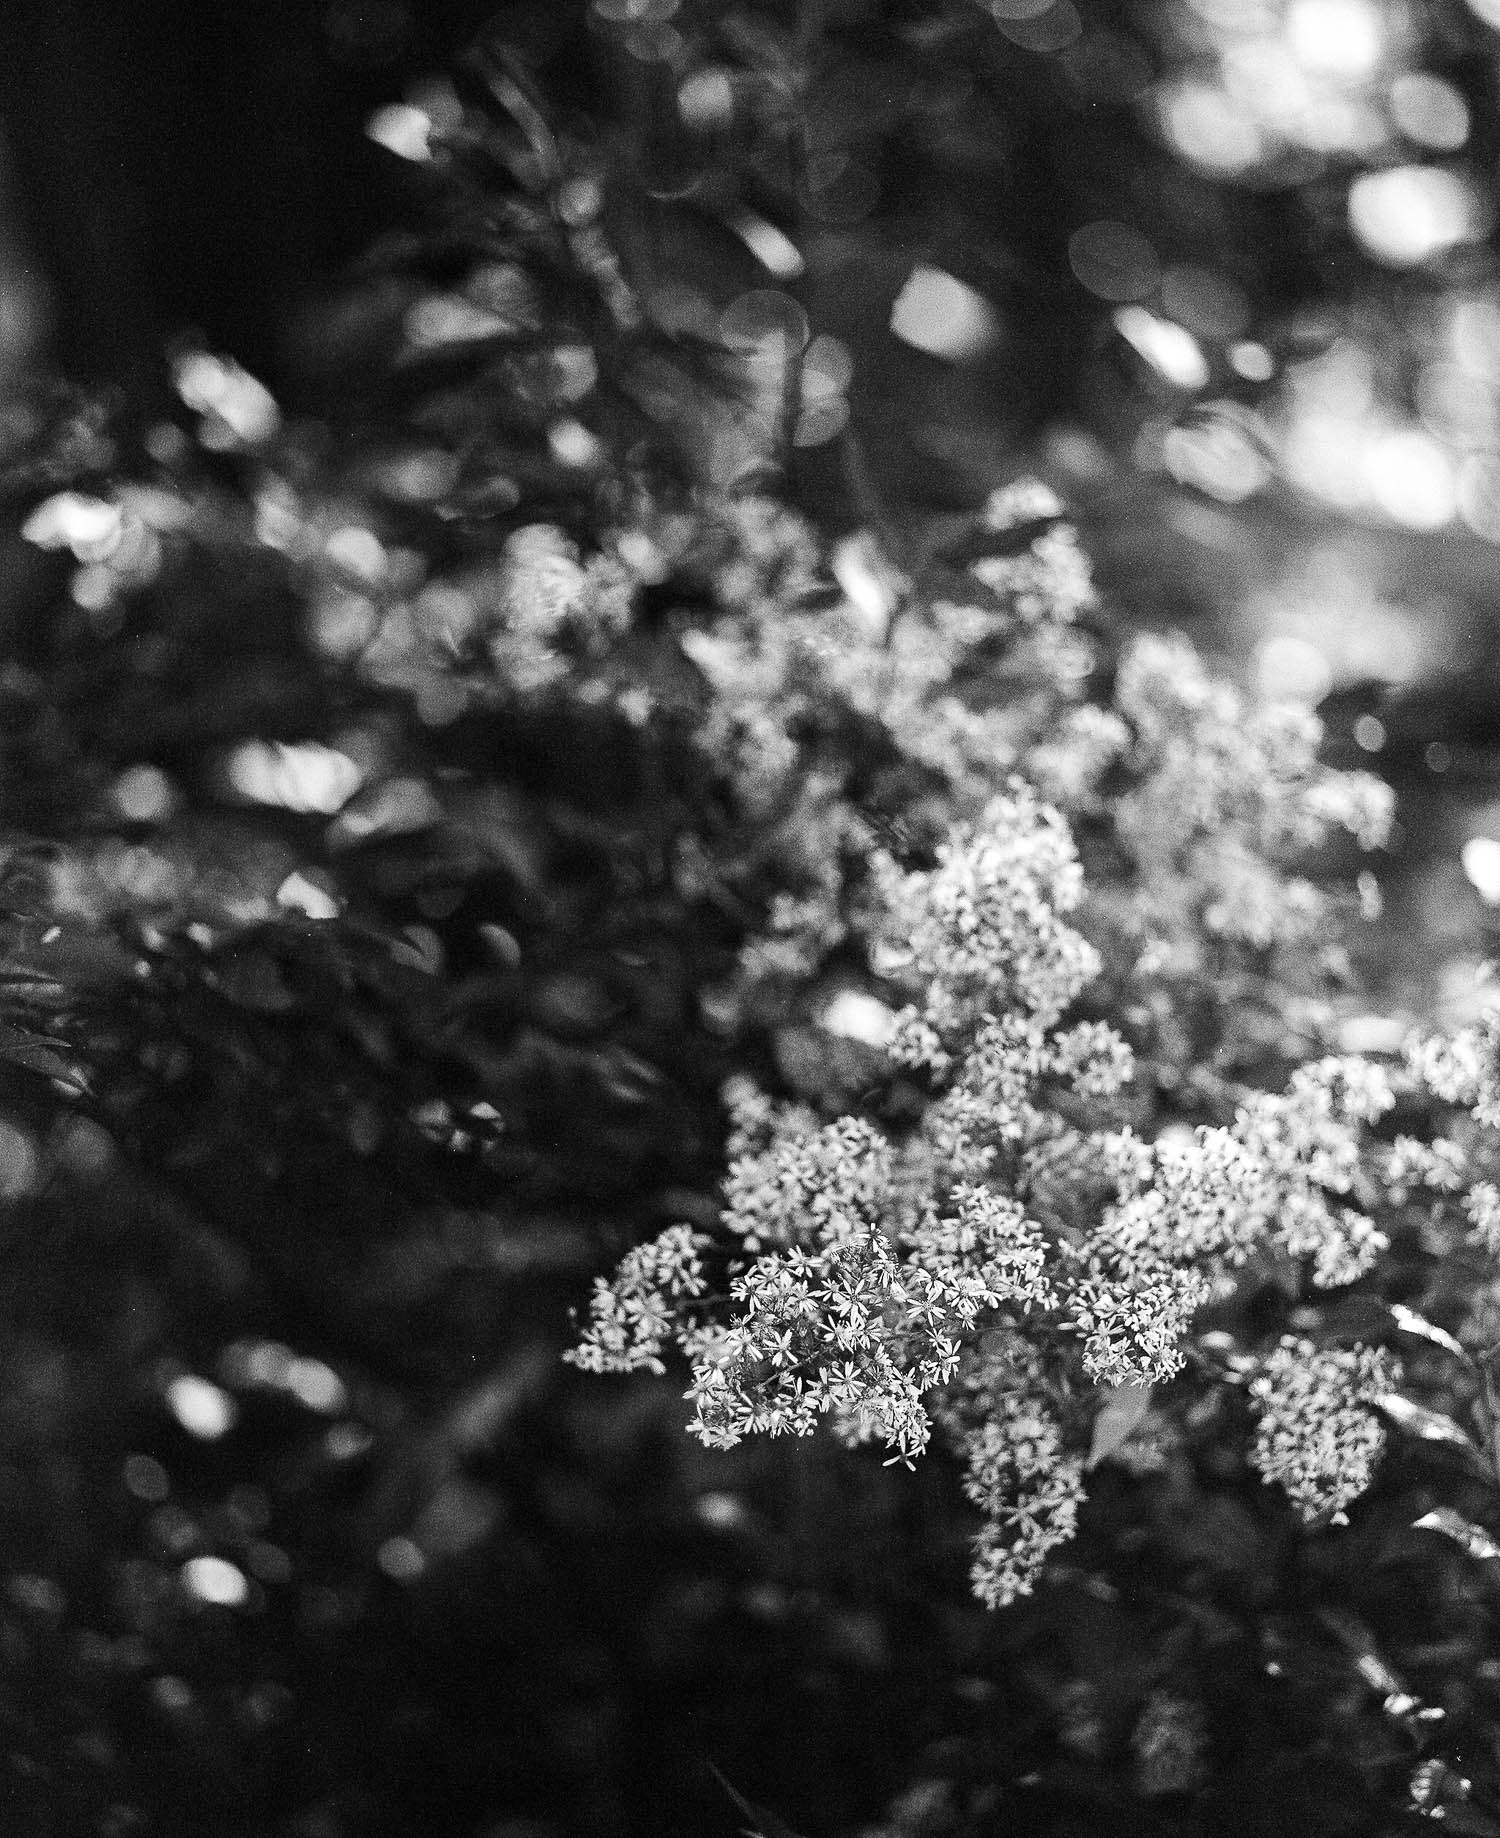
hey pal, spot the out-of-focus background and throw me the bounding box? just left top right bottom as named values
left=2, top=0, right=1500, bottom=1007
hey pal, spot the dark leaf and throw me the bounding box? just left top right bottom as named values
left=1413, top=1508, right=1500, bottom=1563
left=0, top=1036, right=90, bottom=1092
left=1375, top=1393, right=1483, bottom=1457
left=709, top=1765, right=811, bottom=1838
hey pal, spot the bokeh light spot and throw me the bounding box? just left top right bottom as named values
left=995, top=0, right=1083, bottom=52
left=276, top=872, right=341, bottom=921
left=1348, top=166, right=1485, bottom=268
left=1286, top=0, right=1383, bottom=79
left=174, top=352, right=279, bottom=447
left=165, top=1374, right=237, bottom=1441
left=1459, top=456, right=1500, bottom=541
left=1230, top=341, right=1275, bottom=381
left=225, top=741, right=363, bottom=815
left=123, top=1454, right=170, bottom=1502
left=1162, top=411, right=1271, bottom=501
left=182, top=1556, right=250, bottom=1608
left=679, top=67, right=734, bottom=129
left=730, top=212, right=803, bottom=279
left=1158, top=82, right=1263, bottom=174
left=366, top=103, right=432, bottom=162
left=405, top=296, right=506, bottom=347
left=720, top=290, right=810, bottom=354
left=1114, top=306, right=1210, bottom=390
left=1256, top=635, right=1332, bottom=705
left=1390, top=73, right=1470, bottom=151
left=112, top=765, right=177, bottom=825
left=0, top=1117, right=39, bottom=1200
left=1463, top=0, right=1500, bottom=34
left=822, top=990, right=896, bottom=1046
left=1463, top=837, right=1500, bottom=903
left=832, top=532, right=899, bottom=640
left=1161, top=266, right=1250, bottom=341
left=21, top=492, right=122, bottom=559
left=1365, top=428, right=1455, bottom=528
left=890, top=267, right=999, bottom=361
left=1068, top=222, right=1160, bottom=303
left=378, top=1536, right=426, bottom=1581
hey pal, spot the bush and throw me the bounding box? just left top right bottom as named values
left=5, top=28, right=1500, bottom=1838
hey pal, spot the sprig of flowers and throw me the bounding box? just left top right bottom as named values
left=572, top=764, right=1430, bottom=1601
left=556, top=488, right=1500, bottom=1608
left=1248, top=1338, right=1398, bottom=1521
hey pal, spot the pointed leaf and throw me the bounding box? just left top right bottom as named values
left=1316, top=1606, right=1404, bottom=1696
left=0, top=1020, right=71, bottom=1051
left=1391, top=1304, right=1472, bottom=1366
left=1376, top=1393, right=1482, bottom=1454
left=0, top=1034, right=90, bottom=1093
left=709, top=1765, right=811, bottom=1838
left=1087, top=1382, right=1154, bottom=1469
left=1414, top=1508, right=1500, bottom=1562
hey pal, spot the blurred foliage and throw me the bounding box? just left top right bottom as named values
left=5, top=5, right=1500, bottom=1838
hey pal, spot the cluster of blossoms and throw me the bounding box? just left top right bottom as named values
left=655, top=484, right=1395, bottom=1077
left=298, top=512, right=638, bottom=709
left=1407, top=1006, right=1500, bottom=1135
left=561, top=1223, right=708, bottom=1376
left=571, top=749, right=1448, bottom=1601
left=41, top=407, right=1495, bottom=1613
left=1248, top=1338, right=1398, bottom=1521
left=932, top=1340, right=1085, bottom=1609
left=676, top=484, right=1100, bottom=1005
left=562, top=487, right=1500, bottom=1608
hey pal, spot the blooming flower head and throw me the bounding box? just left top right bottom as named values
left=1249, top=1337, right=1397, bottom=1521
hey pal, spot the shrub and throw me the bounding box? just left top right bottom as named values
left=5, top=37, right=1500, bottom=1838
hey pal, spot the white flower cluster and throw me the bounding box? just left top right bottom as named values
left=482, top=523, right=634, bottom=689
left=1027, top=633, right=1394, bottom=969
left=681, top=1115, right=1060, bottom=1466
left=875, top=784, right=1099, bottom=1059
left=276, top=487, right=640, bottom=710
left=1066, top=1125, right=1267, bottom=1386
left=1375, top=1134, right=1467, bottom=1199
left=566, top=1224, right=709, bottom=1376
left=1061, top=1057, right=1397, bottom=1387
left=967, top=482, right=1095, bottom=627
left=935, top=1341, right=1086, bottom=1609
left=674, top=484, right=1104, bottom=1004
left=718, top=1095, right=893, bottom=1256
left=564, top=494, right=1465, bottom=1607
left=1237, top=1057, right=1395, bottom=1288
left=1467, top=1182, right=1500, bottom=1259
left=1248, top=1337, right=1396, bottom=1521
left=1409, top=1007, right=1500, bottom=1131
left=572, top=756, right=1434, bottom=1599
left=1400, top=1005, right=1500, bottom=1264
